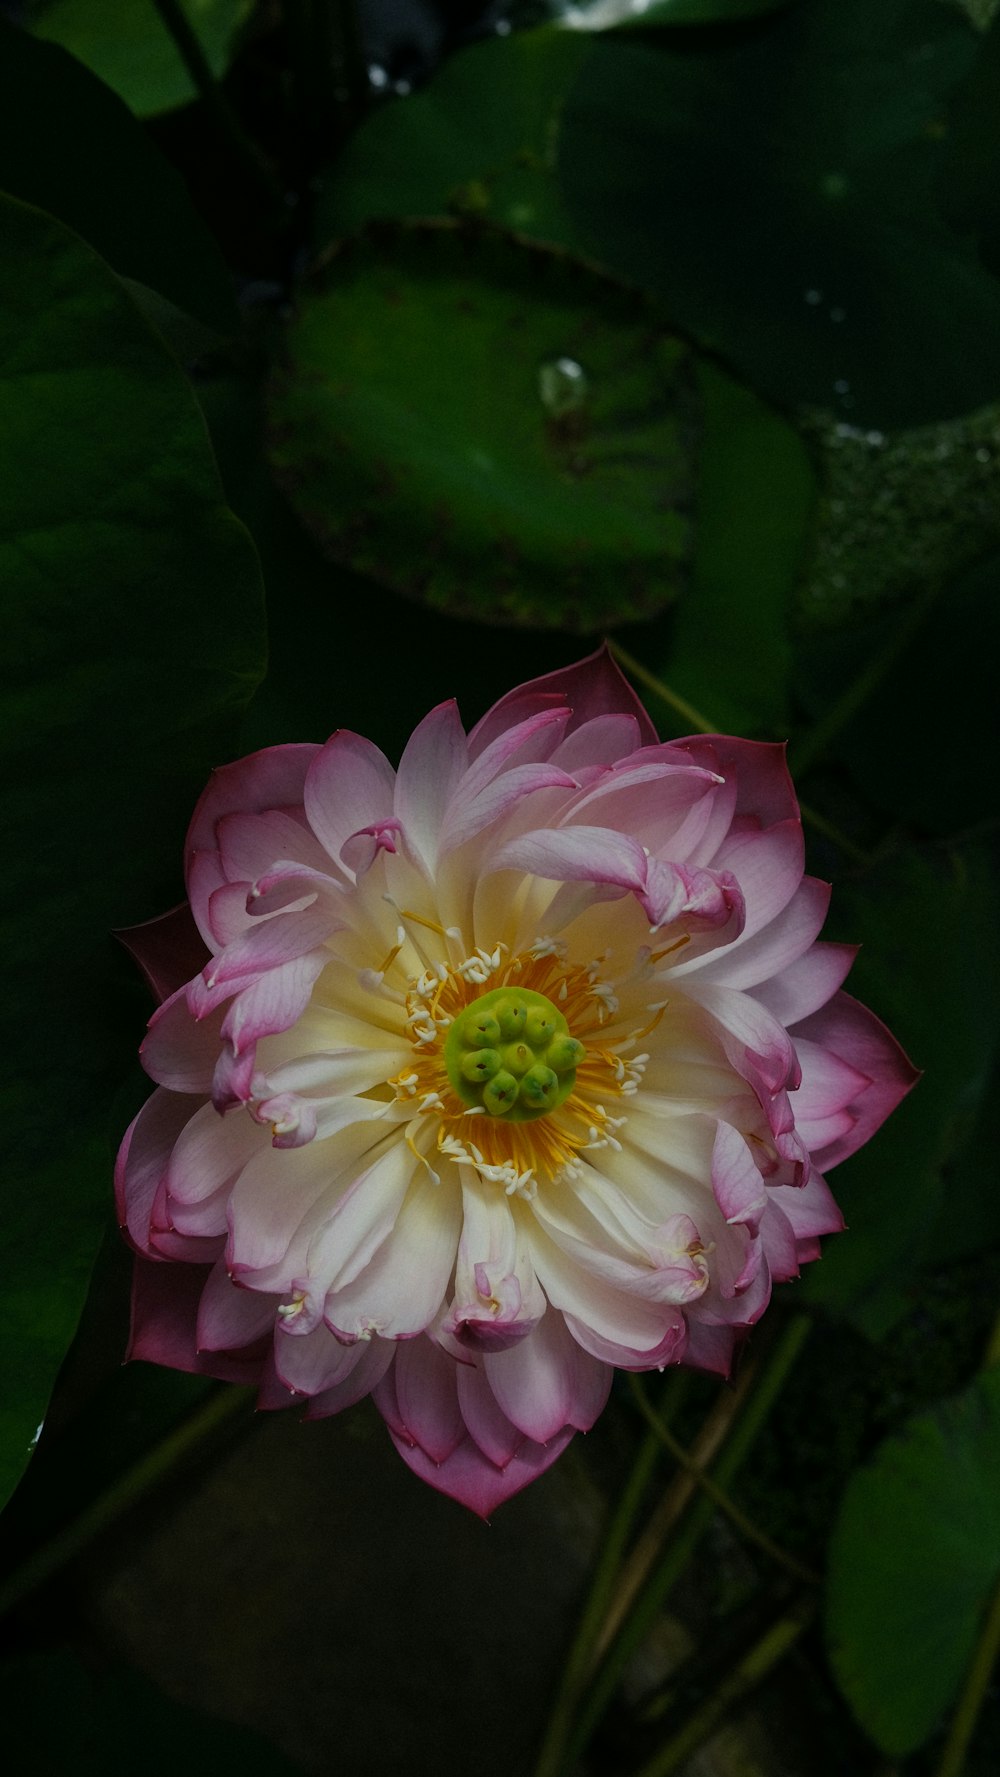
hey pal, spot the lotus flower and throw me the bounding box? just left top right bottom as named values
left=116, top=649, right=915, bottom=1515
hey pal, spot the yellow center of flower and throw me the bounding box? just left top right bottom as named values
left=443, top=987, right=585, bottom=1121
left=392, top=943, right=640, bottom=1194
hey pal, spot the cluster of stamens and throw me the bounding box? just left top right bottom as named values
left=387, top=936, right=649, bottom=1194
left=444, top=987, right=585, bottom=1121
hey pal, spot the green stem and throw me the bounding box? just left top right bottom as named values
left=631, top=1592, right=816, bottom=1777
left=790, top=581, right=940, bottom=781
left=609, top=641, right=715, bottom=736
left=533, top=1381, right=683, bottom=1777
left=934, top=1573, right=1000, bottom=1777
left=561, top=1315, right=812, bottom=1774
left=151, top=0, right=283, bottom=206
left=628, top=1374, right=820, bottom=1587
left=0, top=1386, right=253, bottom=1618
left=608, top=641, right=871, bottom=866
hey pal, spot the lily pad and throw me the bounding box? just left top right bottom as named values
left=268, top=222, right=699, bottom=630
left=0, top=195, right=265, bottom=1512
left=826, top=1363, right=1000, bottom=1755
left=28, top=0, right=254, bottom=118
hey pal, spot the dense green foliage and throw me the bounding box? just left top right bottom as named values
left=2, top=2, right=998, bottom=1772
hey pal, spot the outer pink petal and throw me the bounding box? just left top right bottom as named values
left=386, top=1423, right=575, bottom=1518
left=489, top=824, right=648, bottom=897
left=469, top=644, right=659, bottom=755
left=196, top=1260, right=277, bottom=1351
left=216, top=808, right=329, bottom=885
left=484, top=1310, right=611, bottom=1442
left=141, top=988, right=224, bottom=1093
left=116, top=906, right=209, bottom=1005
left=550, top=712, right=642, bottom=771
left=456, top=1359, right=526, bottom=1467
left=116, top=1088, right=195, bottom=1253
left=377, top=1336, right=467, bottom=1464
left=672, top=736, right=797, bottom=829
left=302, top=731, right=397, bottom=869
left=392, top=699, right=469, bottom=874
left=128, top=1256, right=268, bottom=1385
left=302, top=1335, right=395, bottom=1419
left=791, top=991, right=919, bottom=1169
left=185, top=744, right=320, bottom=943
left=755, top=941, right=857, bottom=1026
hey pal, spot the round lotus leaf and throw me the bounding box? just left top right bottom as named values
left=267, top=221, right=698, bottom=630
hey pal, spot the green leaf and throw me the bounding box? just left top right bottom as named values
left=826, top=1364, right=1000, bottom=1756
left=653, top=362, right=814, bottom=734
left=28, top=0, right=254, bottom=118
left=0, top=18, right=235, bottom=330
left=558, top=0, right=1000, bottom=422
left=558, top=0, right=793, bottom=28
left=801, top=844, right=1000, bottom=1338
left=0, top=195, right=265, bottom=1513
left=268, top=221, right=698, bottom=631
left=798, top=403, right=1000, bottom=632
left=315, top=27, right=586, bottom=250
left=793, top=550, right=1000, bottom=837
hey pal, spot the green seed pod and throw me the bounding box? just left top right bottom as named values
left=519, top=1064, right=559, bottom=1108
left=483, top=1071, right=519, bottom=1116
left=460, top=1048, right=502, bottom=1083
left=546, top=1035, right=585, bottom=1074
left=503, top=1041, right=533, bottom=1077
left=466, top=1012, right=501, bottom=1049
left=524, top=1008, right=557, bottom=1047
left=496, top=999, right=527, bottom=1040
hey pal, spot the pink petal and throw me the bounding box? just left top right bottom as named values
left=387, top=1423, right=575, bottom=1517
left=755, top=941, right=857, bottom=1026
left=712, top=1121, right=768, bottom=1230
left=484, top=1310, right=611, bottom=1442
left=469, top=644, right=658, bottom=755
left=164, top=1098, right=261, bottom=1203
left=551, top=712, right=642, bottom=771
left=302, top=1334, right=395, bottom=1418
left=217, top=808, right=329, bottom=885
left=303, top=730, right=397, bottom=870
left=116, top=905, right=209, bottom=1005
left=274, top=1320, right=368, bottom=1394
left=671, top=736, right=797, bottom=828
left=392, top=699, right=469, bottom=874
left=116, top=1088, right=201, bottom=1253
left=197, top=1260, right=277, bottom=1351
left=489, top=824, right=648, bottom=897
left=324, top=1171, right=461, bottom=1340
left=185, top=744, right=320, bottom=943
left=128, top=1256, right=268, bottom=1385
left=564, top=1313, right=687, bottom=1371
left=681, top=1317, right=736, bottom=1377
left=456, top=1359, right=525, bottom=1467
left=791, top=991, right=919, bottom=1169
left=141, top=987, right=224, bottom=1093
left=378, top=1336, right=467, bottom=1464
left=440, top=762, right=579, bottom=853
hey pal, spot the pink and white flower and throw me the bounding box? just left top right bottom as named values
left=116, top=650, right=916, bottom=1515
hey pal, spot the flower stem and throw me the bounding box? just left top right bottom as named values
left=933, top=1573, right=1000, bottom=1777
left=560, top=1314, right=812, bottom=1774
left=533, top=1378, right=684, bottom=1777
left=609, top=641, right=716, bottom=736
left=0, top=1386, right=253, bottom=1618
left=930, top=1303, right=1000, bottom=1776
left=608, top=641, right=871, bottom=865
left=150, top=0, right=284, bottom=208
left=627, top=1374, right=820, bottom=1587
left=789, top=581, right=940, bottom=781
left=630, top=1591, right=817, bottom=1777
